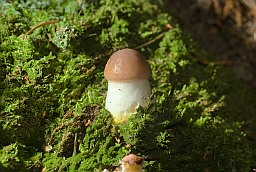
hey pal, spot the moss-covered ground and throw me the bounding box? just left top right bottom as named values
left=0, top=0, right=255, bottom=171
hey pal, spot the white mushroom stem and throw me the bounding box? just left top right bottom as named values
left=105, top=79, right=151, bottom=124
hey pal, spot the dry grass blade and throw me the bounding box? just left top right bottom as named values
left=26, top=20, right=59, bottom=35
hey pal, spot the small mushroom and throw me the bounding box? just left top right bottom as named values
left=104, top=48, right=151, bottom=124
left=121, top=154, right=144, bottom=172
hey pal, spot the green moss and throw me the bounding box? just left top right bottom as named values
left=43, top=110, right=128, bottom=171
left=0, top=143, right=42, bottom=172
left=0, top=0, right=255, bottom=171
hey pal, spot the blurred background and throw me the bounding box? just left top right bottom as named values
left=164, top=0, right=256, bottom=90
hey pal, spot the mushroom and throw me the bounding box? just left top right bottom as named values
left=121, top=154, right=144, bottom=172
left=104, top=48, right=151, bottom=124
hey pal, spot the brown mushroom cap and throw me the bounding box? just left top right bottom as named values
left=121, top=154, right=144, bottom=165
left=104, top=48, right=151, bottom=81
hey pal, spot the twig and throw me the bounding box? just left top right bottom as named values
left=26, top=20, right=59, bottom=35
left=72, top=133, right=78, bottom=156
left=134, top=32, right=166, bottom=50
left=62, top=106, right=74, bottom=124
left=47, top=106, right=74, bottom=145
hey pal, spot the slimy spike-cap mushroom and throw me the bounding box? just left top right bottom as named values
left=104, top=48, right=151, bottom=124
left=121, top=154, right=144, bottom=172
left=104, top=48, right=151, bottom=81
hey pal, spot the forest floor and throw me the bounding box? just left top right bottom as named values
left=165, top=0, right=256, bottom=168
left=1, top=0, right=256, bottom=170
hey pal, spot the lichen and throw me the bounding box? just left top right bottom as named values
left=0, top=0, right=255, bottom=171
